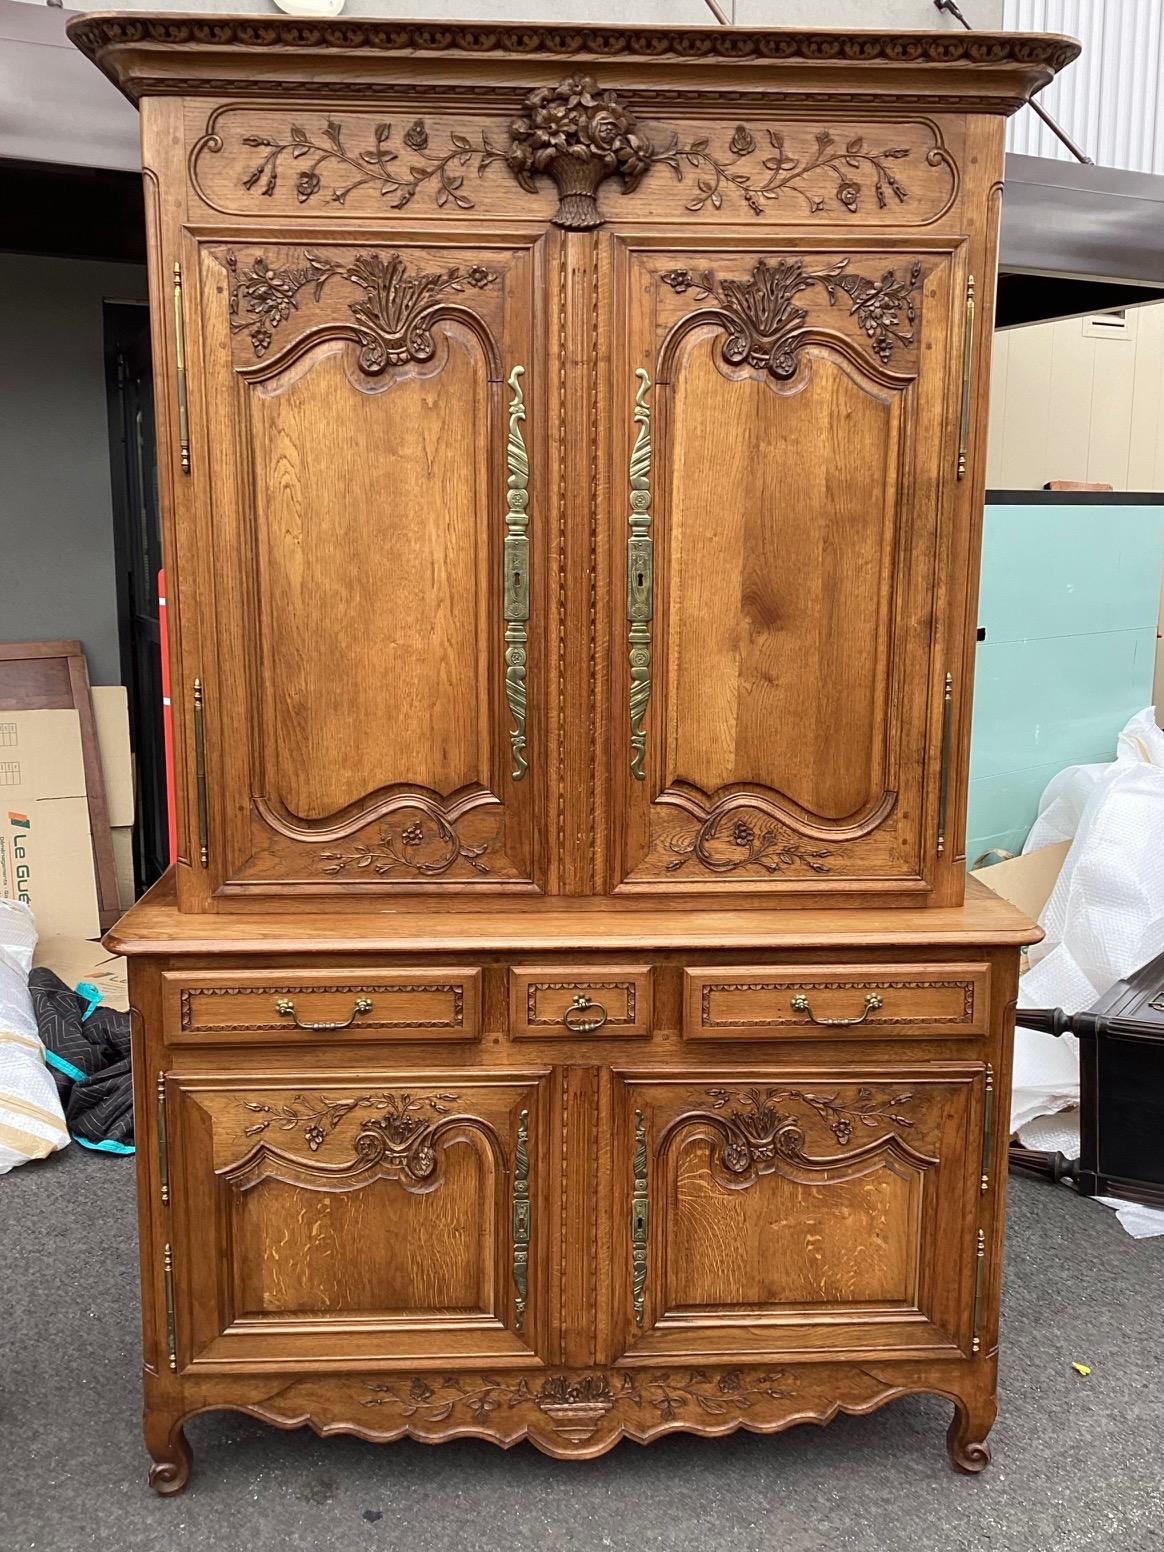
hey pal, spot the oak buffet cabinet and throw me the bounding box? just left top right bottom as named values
left=71, top=13, right=1077, bottom=1492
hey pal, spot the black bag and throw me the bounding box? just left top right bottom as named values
left=28, top=968, right=134, bottom=1154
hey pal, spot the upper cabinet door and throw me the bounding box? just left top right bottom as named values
left=187, top=233, right=547, bottom=900
left=608, top=234, right=966, bottom=902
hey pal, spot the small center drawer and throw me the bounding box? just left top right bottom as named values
left=163, top=969, right=482, bottom=1044
left=683, top=963, right=988, bottom=1040
left=509, top=965, right=652, bottom=1039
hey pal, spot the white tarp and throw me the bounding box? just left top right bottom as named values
left=0, top=897, right=67, bottom=1173
left=1013, top=707, right=1164, bottom=1236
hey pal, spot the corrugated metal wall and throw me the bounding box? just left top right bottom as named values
left=1004, top=0, right=1164, bottom=173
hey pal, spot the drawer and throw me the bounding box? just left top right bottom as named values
left=163, top=969, right=482, bottom=1044
left=683, top=963, right=989, bottom=1040
left=509, top=965, right=652, bottom=1039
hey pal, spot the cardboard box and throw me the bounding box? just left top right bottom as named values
left=0, top=709, right=100, bottom=938
left=92, top=686, right=136, bottom=910
left=972, top=841, right=1069, bottom=923
left=32, top=934, right=129, bottom=1011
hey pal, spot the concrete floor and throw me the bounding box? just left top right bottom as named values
left=1, top=1149, right=1161, bottom=1552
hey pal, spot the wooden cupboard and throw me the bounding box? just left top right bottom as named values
left=69, top=13, right=1077, bottom=1491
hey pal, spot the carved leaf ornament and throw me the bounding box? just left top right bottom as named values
left=225, top=248, right=499, bottom=369
left=660, top=256, right=922, bottom=380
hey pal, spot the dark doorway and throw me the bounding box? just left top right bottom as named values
left=104, top=301, right=168, bottom=892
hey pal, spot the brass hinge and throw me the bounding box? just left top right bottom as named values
left=957, top=273, right=975, bottom=480
left=163, top=1242, right=177, bottom=1371
left=192, top=677, right=208, bottom=868
left=980, top=1063, right=994, bottom=1194
left=156, top=1072, right=170, bottom=1206
left=971, top=1227, right=986, bottom=1354
left=631, top=1109, right=648, bottom=1326
left=172, top=261, right=191, bottom=476
left=511, top=1108, right=530, bottom=1332
left=937, top=671, right=954, bottom=855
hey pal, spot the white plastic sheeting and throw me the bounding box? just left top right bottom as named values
left=1012, top=707, right=1164, bottom=1237
left=0, top=898, right=67, bottom=1173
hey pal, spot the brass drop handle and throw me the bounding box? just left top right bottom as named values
left=789, top=992, right=884, bottom=1027
left=275, top=996, right=373, bottom=1031
left=562, top=994, right=608, bottom=1033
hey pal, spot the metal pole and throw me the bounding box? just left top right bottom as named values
left=703, top=0, right=731, bottom=24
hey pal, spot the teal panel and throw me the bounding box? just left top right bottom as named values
left=969, top=629, right=1158, bottom=782
left=979, top=504, right=1164, bottom=644
left=965, top=761, right=1068, bottom=868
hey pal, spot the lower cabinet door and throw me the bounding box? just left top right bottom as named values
left=608, top=1065, right=986, bottom=1363
left=165, top=1068, right=549, bottom=1370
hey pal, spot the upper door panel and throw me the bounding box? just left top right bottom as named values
left=187, top=233, right=547, bottom=899
left=608, top=234, right=965, bottom=901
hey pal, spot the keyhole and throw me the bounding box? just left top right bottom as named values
left=514, top=571, right=522, bottom=590
left=636, top=571, right=644, bottom=588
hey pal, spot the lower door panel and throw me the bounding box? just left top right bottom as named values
left=166, top=1068, right=549, bottom=1370
left=607, top=1065, right=985, bottom=1364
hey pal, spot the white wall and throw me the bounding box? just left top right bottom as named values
left=0, top=254, right=149, bottom=684
left=986, top=300, right=1164, bottom=706
left=987, top=301, right=1164, bottom=492
left=1003, top=0, right=1164, bottom=174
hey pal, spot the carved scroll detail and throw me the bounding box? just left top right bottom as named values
left=316, top=804, right=489, bottom=877
left=660, top=256, right=922, bottom=378
left=224, top=248, right=498, bottom=368
left=626, top=369, right=653, bottom=781
left=666, top=808, right=832, bottom=876
left=362, top=1368, right=793, bottom=1442
left=239, top=1089, right=460, bottom=1180
left=504, top=366, right=531, bottom=781
left=702, top=1084, right=916, bottom=1170
left=512, top=1109, right=530, bottom=1331
left=631, top=1110, right=648, bottom=1327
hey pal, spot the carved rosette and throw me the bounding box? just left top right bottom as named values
left=506, top=75, right=654, bottom=230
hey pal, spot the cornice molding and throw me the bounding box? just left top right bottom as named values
left=68, top=14, right=1081, bottom=106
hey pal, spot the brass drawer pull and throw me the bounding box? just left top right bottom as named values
left=275, top=996, right=373, bottom=1031
left=789, top=992, right=884, bottom=1027
left=563, top=994, right=608, bottom=1033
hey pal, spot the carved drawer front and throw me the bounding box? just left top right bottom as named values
left=607, top=1064, right=987, bottom=1365
left=163, top=969, right=481, bottom=1044
left=683, top=963, right=989, bottom=1041
left=509, top=966, right=652, bottom=1039
left=163, top=1069, right=548, bottom=1370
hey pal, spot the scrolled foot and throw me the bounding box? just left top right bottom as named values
left=946, top=1397, right=995, bottom=1475
left=145, top=1418, right=192, bottom=1496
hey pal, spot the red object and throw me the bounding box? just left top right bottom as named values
left=159, top=568, right=177, bottom=864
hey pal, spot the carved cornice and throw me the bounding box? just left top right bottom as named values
left=68, top=17, right=1081, bottom=94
